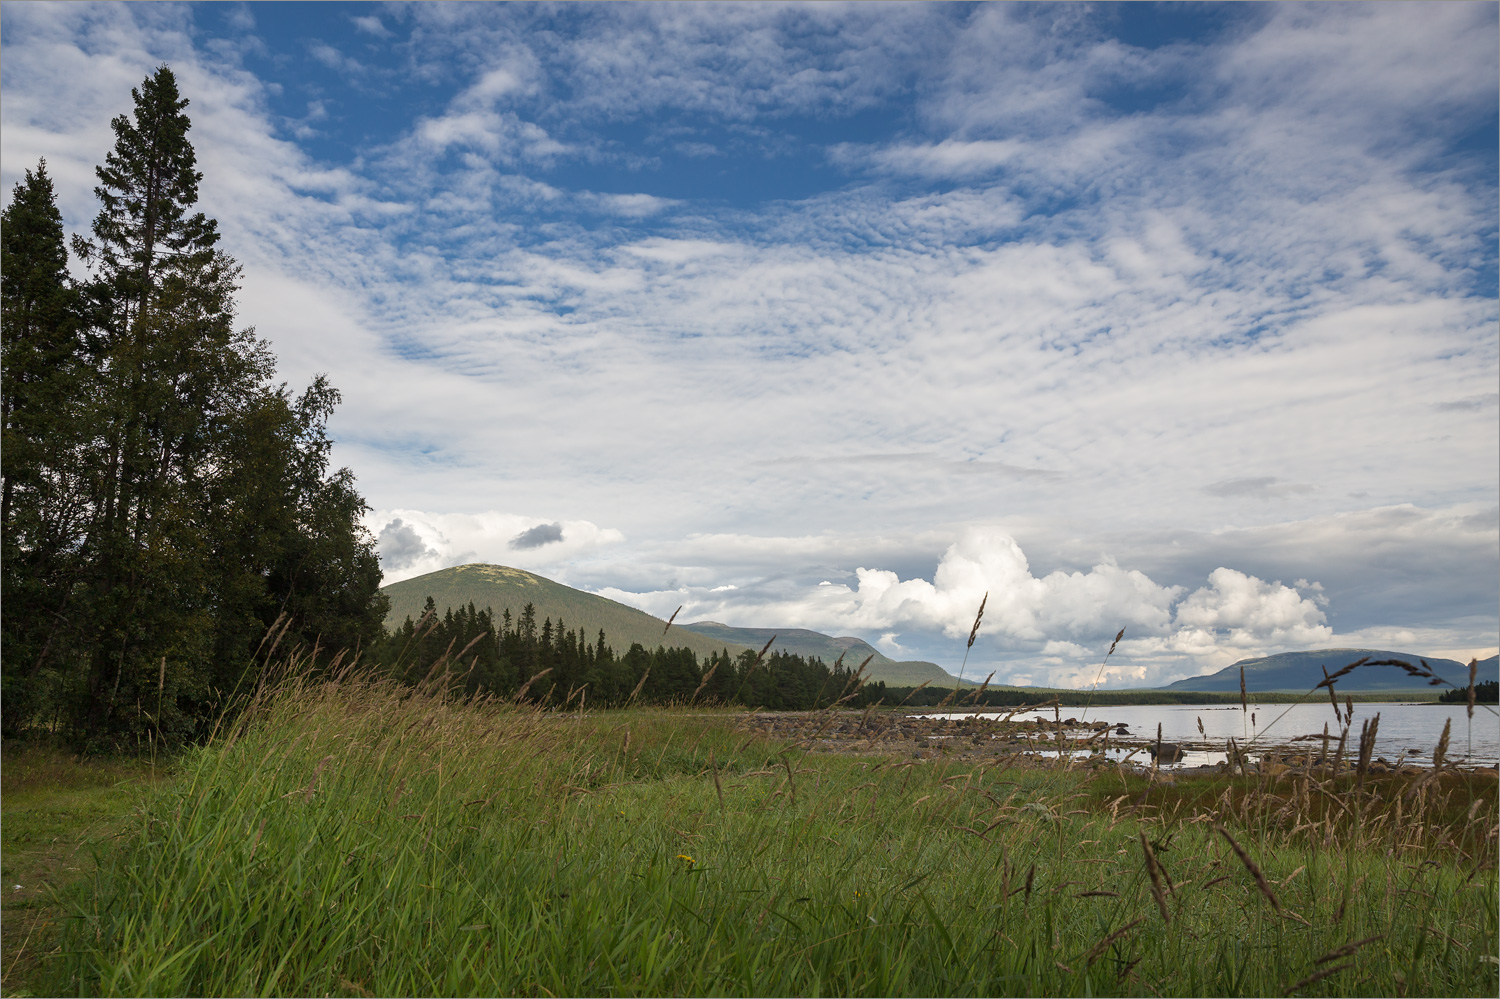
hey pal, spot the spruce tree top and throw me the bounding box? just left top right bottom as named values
left=83, top=66, right=218, bottom=309
left=2, top=160, right=69, bottom=303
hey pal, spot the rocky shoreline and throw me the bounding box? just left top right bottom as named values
left=738, top=708, right=1499, bottom=775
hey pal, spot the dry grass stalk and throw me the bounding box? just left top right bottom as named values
left=1316, top=657, right=1370, bottom=689
left=947, top=593, right=989, bottom=704
left=252, top=610, right=290, bottom=662
left=730, top=636, right=778, bottom=704
left=514, top=668, right=554, bottom=703
left=662, top=605, right=681, bottom=635
left=1240, top=667, right=1248, bottom=716
left=896, top=679, right=933, bottom=707
left=709, top=748, right=724, bottom=810
left=1215, top=824, right=1282, bottom=913
left=964, top=671, right=996, bottom=706
left=1356, top=713, right=1380, bottom=783
left=302, top=754, right=334, bottom=802
left=687, top=662, right=719, bottom=705
left=1321, top=665, right=1342, bottom=719
left=1433, top=718, right=1451, bottom=771
left=751, top=636, right=776, bottom=670
left=1313, top=935, right=1383, bottom=965
left=1083, top=916, right=1144, bottom=964
left=1467, top=658, right=1477, bottom=720
left=1139, top=831, right=1171, bottom=923
left=246, top=816, right=267, bottom=863
left=1281, top=962, right=1354, bottom=995
left=625, top=668, right=651, bottom=706
left=967, top=593, right=988, bottom=650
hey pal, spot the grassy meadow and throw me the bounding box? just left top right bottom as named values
left=16, top=674, right=1500, bottom=997
left=0, top=747, right=168, bottom=993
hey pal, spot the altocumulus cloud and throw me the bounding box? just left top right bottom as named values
left=3, top=3, right=1493, bottom=683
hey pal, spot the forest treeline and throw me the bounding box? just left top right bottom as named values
left=378, top=599, right=887, bottom=711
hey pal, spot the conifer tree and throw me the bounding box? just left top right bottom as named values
left=1, top=66, right=385, bottom=745
left=1, top=161, right=88, bottom=733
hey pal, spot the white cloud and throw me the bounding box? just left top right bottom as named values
left=365, top=510, right=626, bottom=584
left=3, top=4, right=1493, bottom=686
left=1172, top=568, right=1332, bottom=649
left=462, top=66, right=530, bottom=105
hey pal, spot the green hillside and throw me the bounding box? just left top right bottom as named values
left=380, top=564, right=974, bottom=688
left=381, top=564, right=751, bottom=663
left=678, top=622, right=973, bottom=688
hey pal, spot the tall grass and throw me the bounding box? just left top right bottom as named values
left=43, top=674, right=1498, bottom=997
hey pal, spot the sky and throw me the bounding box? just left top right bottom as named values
left=2, top=1, right=1496, bottom=687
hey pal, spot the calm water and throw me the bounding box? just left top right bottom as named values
left=914, top=701, right=1500, bottom=767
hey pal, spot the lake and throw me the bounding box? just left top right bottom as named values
left=913, top=701, right=1500, bottom=767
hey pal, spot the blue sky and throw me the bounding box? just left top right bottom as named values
left=3, top=2, right=1496, bottom=686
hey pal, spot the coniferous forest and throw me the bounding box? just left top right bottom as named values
left=1, top=67, right=390, bottom=748
left=377, top=599, right=885, bottom=710
left=1, top=67, right=877, bottom=750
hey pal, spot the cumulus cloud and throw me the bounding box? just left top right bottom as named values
left=1171, top=567, right=1332, bottom=650
left=377, top=517, right=438, bottom=571
left=820, top=529, right=1180, bottom=643
left=593, top=527, right=1353, bottom=684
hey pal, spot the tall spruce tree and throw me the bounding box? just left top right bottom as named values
left=0, top=66, right=387, bottom=746
left=1, top=161, right=90, bottom=733
left=65, top=66, right=256, bottom=742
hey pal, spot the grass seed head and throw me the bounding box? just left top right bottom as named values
left=1215, top=824, right=1281, bottom=914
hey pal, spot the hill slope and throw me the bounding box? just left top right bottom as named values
left=678, top=622, right=971, bottom=688
left=381, top=564, right=976, bottom=687
left=1160, top=649, right=1499, bottom=692
left=381, top=565, right=751, bottom=663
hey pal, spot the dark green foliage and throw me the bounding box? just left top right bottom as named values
left=1, top=160, right=88, bottom=730
left=374, top=599, right=886, bottom=710
left=1439, top=680, right=1498, bottom=704
left=1, top=67, right=385, bottom=746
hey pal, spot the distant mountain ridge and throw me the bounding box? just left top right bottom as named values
left=380, top=564, right=966, bottom=686
left=678, top=622, right=969, bottom=688
left=1160, top=649, right=1500, bottom=692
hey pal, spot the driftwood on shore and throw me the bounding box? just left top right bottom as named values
left=735, top=709, right=1493, bottom=776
